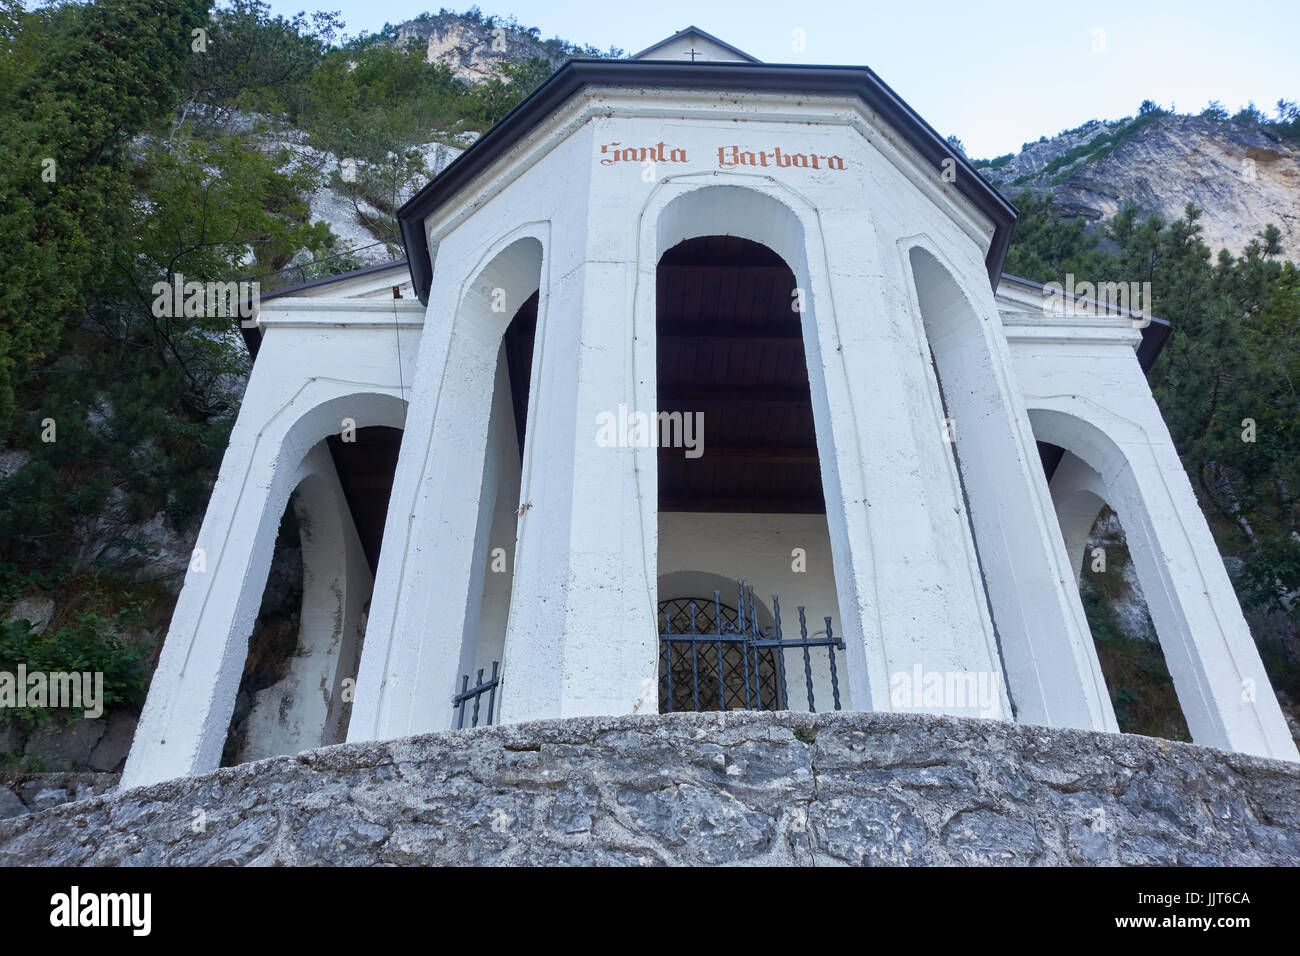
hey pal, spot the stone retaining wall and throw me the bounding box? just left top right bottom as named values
left=1, top=711, right=1297, bottom=865
left=0, top=772, right=119, bottom=821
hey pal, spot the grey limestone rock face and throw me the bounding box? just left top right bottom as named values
left=0, top=711, right=1297, bottom=866
left=20, top=715, right=108, bottom=772
left=980, top=113, right=1300, bottom=260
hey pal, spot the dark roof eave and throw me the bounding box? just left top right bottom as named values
left=398, top=59, right=1018, bottom=306
left=238, top=259, right=411, bottom=361
left=259, top=260, right=410, bottom=303
left=1136, top=315, right=1173, bottom=373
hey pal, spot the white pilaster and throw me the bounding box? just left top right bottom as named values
left=498, top=257, right=660, bottom=720
left=350, top=235, right=544, bottom=741
left=904, top=244, right=1115, bottom=732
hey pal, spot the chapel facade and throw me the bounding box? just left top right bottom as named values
left=122, top=28, right=1298, bottom=787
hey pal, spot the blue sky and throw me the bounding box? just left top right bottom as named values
left=273, top=0, right=1299, bottom=158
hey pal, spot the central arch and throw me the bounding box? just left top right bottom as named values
left=647, top=184, right=857, bottom=713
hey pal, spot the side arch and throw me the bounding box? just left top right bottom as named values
left=1028, top=404, right=1298, bottom=758
left=235, top=442, right=372, bottom=762
left=123, top=386, right=408, bottom=787
left=351, top=231, right=547, bottom=741
left=633, top=178, right=883, bottom=715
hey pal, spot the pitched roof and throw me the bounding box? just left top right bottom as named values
left=631, top=26, right=760, bottom=62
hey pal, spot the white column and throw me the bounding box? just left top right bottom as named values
left=122, top=394, right=298, bottom=787
left=350, top=235, right=544, bottom=742
left=240, top=444, right=373, bottom=760
left=814, top=238, right=1010, bottom=720
left=1048, top=452, right=1109, bottom=586
left=349, top=315, right=502, bottom=740
left=499, top=258, right=660, bottom=720
left=906, top=247, right=1115, bottom=732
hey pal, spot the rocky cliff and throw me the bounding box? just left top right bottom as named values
left=976, top=112, right=1300, bottom=259
left=393, top=12, right=580, bottom=82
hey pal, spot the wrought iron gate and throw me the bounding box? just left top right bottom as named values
left=658, top=581, right=845, bottom=714
left=452, top=662, right=500, bottom=729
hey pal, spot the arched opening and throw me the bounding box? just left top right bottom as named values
left=345, top=235, right=544, bottom=740
left=655, top=235, right=845, bottom=713
left=225, top=424, right=403, bottom=765
left=1036, top=441, right=1191, bottom=741
left=455, top=291, right=540, bottom=727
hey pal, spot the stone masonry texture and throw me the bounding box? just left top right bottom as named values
left=1, top=711, right=1297, bottom=865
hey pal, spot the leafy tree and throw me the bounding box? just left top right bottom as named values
left=181, top=0, right=342, bottom=129
left=462, top=56, right=555, bottom=127
left=1000, top=191, right=1112, bottom=282
left=1, top=131, right=330, bottom=573
left=0, top=0, right=209, bottom=425
left=1233, top=101, right=1267, bottom=124
left=0, top=612, right=151, bottom=728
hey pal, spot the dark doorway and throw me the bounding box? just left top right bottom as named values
left=656, top=236, right=825, bottom=514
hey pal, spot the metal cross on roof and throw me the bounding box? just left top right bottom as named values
left=683, top=47, right=701, bottom=61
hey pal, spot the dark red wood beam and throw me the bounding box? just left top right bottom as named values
left=658, top=386, right=812, bottom=408
left=658, top=446, right=819, bottom=463
left=659, top=496, right=827, bottom=514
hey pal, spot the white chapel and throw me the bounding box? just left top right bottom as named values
left=122, top=28, right=1299, bottom=787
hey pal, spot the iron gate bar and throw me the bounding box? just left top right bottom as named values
left=658, top=579, right=846, bottom=715
left=664, top=606, right=673, bottom=712
left=773, top=594, right=789, bottom=710
left=453, top=661, right=500, bottom=729
left=741, top=584, right=757, bottom=709
left=713, top=590, right=725, bottom=714
left=689, top=600, right=700, bottom=712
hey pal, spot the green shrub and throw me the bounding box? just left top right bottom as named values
left=0, top=610, right=151, bottom=728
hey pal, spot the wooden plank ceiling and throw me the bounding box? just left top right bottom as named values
left=657, top=236, right=825, bottom=513
left=500, top=236, right=826, bottom=514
